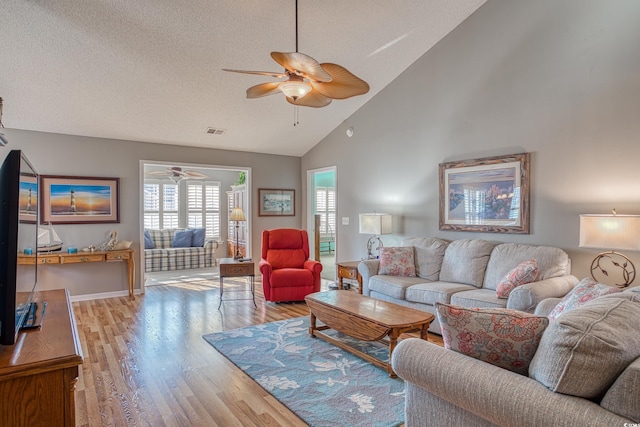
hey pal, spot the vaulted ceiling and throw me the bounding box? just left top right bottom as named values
left=0, top=1, right=486, bottom=156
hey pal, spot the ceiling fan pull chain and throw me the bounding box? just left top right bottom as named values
left=293, top=106, right=300, bottom=126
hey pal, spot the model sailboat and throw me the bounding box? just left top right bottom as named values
left=37, top=222, right=63, bottom=252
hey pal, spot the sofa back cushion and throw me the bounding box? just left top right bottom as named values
left=439, top=240, right=497, bottom=287
left=483, top=243, right=570, bottom=290
left=402, top=237, right=449, bottom=281
left=529, top=295, right=640, bottom=399
left=146, top=228, right=176, bottom=249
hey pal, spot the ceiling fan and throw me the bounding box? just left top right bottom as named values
left=145, top=167, right=209, bottom=183
left=223, top=0, right=369, bottom=108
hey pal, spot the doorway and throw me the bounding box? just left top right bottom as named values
left=140, top=160, right=251, bottom=293
left=307, top=166, right=336, bottom=281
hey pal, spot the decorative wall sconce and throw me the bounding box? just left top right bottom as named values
left=579, top=211, right=640, bottom=287
left=359, top=213, right=392, bottom=259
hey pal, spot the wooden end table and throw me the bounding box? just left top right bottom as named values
left=336, top=260, right=363, bottom=293
left=218, top=258, right=256, bottom=309
left=305, top=290, right=434, bottom=377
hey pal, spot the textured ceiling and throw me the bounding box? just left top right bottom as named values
left=0, top=0, right=486, bottom=156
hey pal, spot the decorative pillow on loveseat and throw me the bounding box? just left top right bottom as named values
left=496, top=259, right=539, bottom=298
left=172, top=229, right=194, bottom=248
left=435, top=303, right=549, bottom=375
left=529, top=295, right=640, bottom=399
left=547, top=277, right=622, bottom=320
left=378, top=247, right=416, bottom=277
left=144, top=229, right=155, bottom=249
left=191, top=227, right=206, bottom=247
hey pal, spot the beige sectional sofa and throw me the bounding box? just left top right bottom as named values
left=391, top=287, right=640, bottom=426
left=357, top=237, right=579, bottom=333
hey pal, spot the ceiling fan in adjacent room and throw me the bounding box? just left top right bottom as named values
left=223, top=0, right=369, bottom=108
left=145, top=167, right=208, bottom=183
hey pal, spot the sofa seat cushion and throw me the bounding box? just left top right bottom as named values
left=450, top=289, right=508, bottom=309
left=484, top=243, right=569, bottom=290
left=436, top=303, right=549, bottom=375
left=529, top=295, right=640, bottom=399
left=368, top=275, right=427, bottom=300
left=270, top=268, right=313, bottom=288
left=167, top=247, right=205, bottom=270
left=406, top=281, right=477, bottom=306
left=402, top=237, right=449, bottom=281
left=440, top=240, right=498, bottom=287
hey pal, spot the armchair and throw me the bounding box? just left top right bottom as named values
left=259, top=228, right=323, bottom=302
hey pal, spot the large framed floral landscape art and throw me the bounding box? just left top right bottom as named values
left=40, top=175, right=120, bottom=224
left=439, top=153, right=530, bottom=234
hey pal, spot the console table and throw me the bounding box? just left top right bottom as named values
left=0, top=289, right=83, bottom=427
left=18, top=248, right=136, bottom=298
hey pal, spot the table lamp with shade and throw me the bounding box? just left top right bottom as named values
left=579, top=211, right=640, bottom=287
left=229, top=207, right=246, bottom=259
left=359, top=213, right=392, bottom=259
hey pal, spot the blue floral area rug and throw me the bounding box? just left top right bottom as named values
left=203, top=317, right=404, bottom=427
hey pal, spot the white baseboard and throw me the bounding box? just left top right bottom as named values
left=70, top=289, right=143, bottom=302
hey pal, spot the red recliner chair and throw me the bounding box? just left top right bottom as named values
left=259, top=228, right=323, bottom=302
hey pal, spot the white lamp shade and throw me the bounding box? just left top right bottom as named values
left=229, top=207, right=246, bottom=222
left=579, top=214, right=640, bottom=251
left=359, top=213, right=392, bottom=235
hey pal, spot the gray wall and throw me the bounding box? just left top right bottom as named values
left=3, top=129, right=301, bottom=296
left=301, top=0, right=640, bottom=283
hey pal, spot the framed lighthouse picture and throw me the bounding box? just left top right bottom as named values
left=40, top=175, right=120, bottom=224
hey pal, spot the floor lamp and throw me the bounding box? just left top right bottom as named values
left=229, top=207, right=246, bottom=259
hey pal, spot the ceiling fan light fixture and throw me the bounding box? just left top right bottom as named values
left=279, top=81, right=312, bottom=100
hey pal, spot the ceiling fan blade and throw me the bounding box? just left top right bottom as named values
left=286, top=88, right=332, bottom=108
left=223, top=69, right=288, bottom=78
left=184, top=171, right=209, bottom=179
left=271, top=52, right=332, bottom=82
left=246, top=82, right=282, bottom=98
left=311, top=63, right=370, bottom=99
left=145, top=170, right=170, bottom=176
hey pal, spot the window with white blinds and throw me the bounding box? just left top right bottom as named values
left=144, top=182, right=179, bottom=229
left=144, top=180, right=221, bottom=240
left=315, top=187, right=336, bottom=236
left=187, top=181, right=221, bottom=239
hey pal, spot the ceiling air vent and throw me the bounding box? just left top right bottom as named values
left=205, top=127, right=226, bottom=135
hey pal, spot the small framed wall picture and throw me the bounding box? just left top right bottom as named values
left=258, top=188, right=295, bottom=216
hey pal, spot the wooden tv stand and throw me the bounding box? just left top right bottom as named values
left=0, top=289, right=83, bottom=427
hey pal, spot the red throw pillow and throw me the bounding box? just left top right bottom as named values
left=496, top=259, right=539, bottom=299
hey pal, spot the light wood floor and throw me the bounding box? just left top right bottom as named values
left=73, top=278, right=442, bottom=427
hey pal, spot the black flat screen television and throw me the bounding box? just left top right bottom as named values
left=0, top=149, right=39, bottom=345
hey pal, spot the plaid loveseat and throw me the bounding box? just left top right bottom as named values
left=144, top=228, right=218, bottom=273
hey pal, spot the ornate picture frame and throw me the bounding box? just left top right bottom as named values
left=258, top=188, right=295, bottom=216
left=439, top=153, right=530, bottom=234
left=40, top=175, right=120, bottom=224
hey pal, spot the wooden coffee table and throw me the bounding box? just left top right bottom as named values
left=305, top=291, right=434, bottom=377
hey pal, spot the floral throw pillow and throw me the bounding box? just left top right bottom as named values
left=378, top=247, right=416, bottom=277
left=496, top=259, right=539, bottom=299
left=435, top=303, right=549, bottom=375
left=548, top=277, right=622, bottom=321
